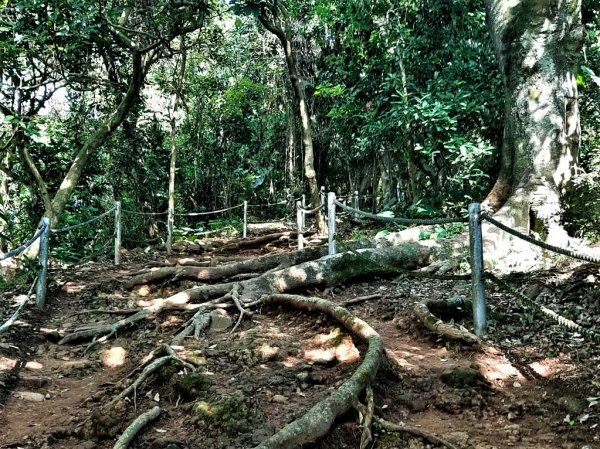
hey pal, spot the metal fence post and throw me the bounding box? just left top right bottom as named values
left=36, top=217, right=50, bottom=309
left=353, top=190, right=359, bottom=219
left=243, top=200, right=248, bottom=238
left=469, top=203, right=486, bottom=335
left=320, top=186, right=325, bottom=207
left=296, top=201, right=304, bottom=250
left=114, top=201, right=121, bottom=265
left=328, top=192, right=336, bottom=255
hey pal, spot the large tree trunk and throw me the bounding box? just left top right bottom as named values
left=483, top=0, right=585, bottom=242
left=258, top=5, right=327, bottom=235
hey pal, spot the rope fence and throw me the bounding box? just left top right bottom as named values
left=5, top=188, right=599, bottom=347
left=52, top=205, right=117, bottom=234
left=481, top=213, right=600, bottom=264
left=0, top=222, right=46, bottom=263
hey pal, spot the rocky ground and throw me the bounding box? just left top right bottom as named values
left=0, top=236, right=598, bottom=449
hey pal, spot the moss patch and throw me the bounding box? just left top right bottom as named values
left=192, top=396, right=259, bottom=435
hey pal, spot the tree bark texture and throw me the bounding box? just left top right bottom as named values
left=49, top=52, right=146, bottom=224
left=258, top=4, right=327, bottom=235
left=484, top=0, right=585, bottom=239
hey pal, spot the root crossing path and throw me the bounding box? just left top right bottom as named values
left=0, top=239, right=597, bottom=449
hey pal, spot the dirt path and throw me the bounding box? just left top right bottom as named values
left=0, top=247, right=598, bottom=449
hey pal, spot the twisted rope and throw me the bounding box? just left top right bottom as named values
left=297, top=203, right=325, bottom=214
left=247, top=200, right=287, bottom=207
left=122, top=209, right=168, bottom=216
left=334, top=200, right=468, bottom=225
left=0, top=276, right=38, bottom=335
left=173, top=203, right=244, bottom=217
left=485, top=272, right=600, bottom=342
left=481, top=213, right=600, bottom=264
left=52, top=205, right=117, bottom=234
left=0, top=224, right=46, bottom=262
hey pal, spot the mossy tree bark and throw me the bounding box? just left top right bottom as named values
left=483, top=0, right=585, bottom=242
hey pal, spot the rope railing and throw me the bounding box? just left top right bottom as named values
left=297, top=203, right=324, bottom=214
left=52, top=205, right=117, bottom=234
left=173, top=203, right=244, bottom=217
left=485, top=272, right=600, bottom=343
left=0, top=276, right=38, bottom=335
left=247, top=200, right=287, bottom=208
left=7, top=191, right=598, bottom=351
left=122, top=209, right=169, bottom=216
left=481, top=213, right=600, bottom=264
left=333, top=199, right=468, bottom=225
left=0, top=223, right=46, bottom=262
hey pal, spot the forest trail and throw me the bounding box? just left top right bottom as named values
left=0, top=241, right=598, bottom=449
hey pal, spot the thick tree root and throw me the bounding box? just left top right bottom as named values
left=124, top=246, right=326, bottom=288
left=113, top=406, right=161, bottom=449
left=215, top=231, right=302, bottom=253
left=412, top=298, right=485, bottom=349
left=62, top=244, right=434, bottom=345
left=375, top=416, right=463, bottom=449
left=254, top=294, right=384, bottom=449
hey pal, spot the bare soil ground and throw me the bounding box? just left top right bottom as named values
left=0, top=240, right=599, bottom=449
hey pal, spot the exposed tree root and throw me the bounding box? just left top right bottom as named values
left=124, top=246, right=326, bottom=288
left=375, top=416, right=463, bottom=449
left=61, top=244, right=435, bottom=345
left=355, top=385, right=375, bottom=449
left=215, top=231, right=302, bottom=253
left=341, top=293, right=383, bottom=307
left=113, top=406, right=161, bottom=449
left=108, top=346, right=194, bottom=409
left=230, top=285, right=251, bottom=334
left=412, top=298, right=486, bottom=349
left=171, top=310, right=210, bottom=344
left=67, top=308, right=140, bottom=318
left=254, top=294, right=384, bottom=449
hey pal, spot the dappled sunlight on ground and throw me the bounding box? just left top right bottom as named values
left=100, top=346, right=127, bottom=368
left=0, top=356, right=16, bottom=371
left=475, top=348, right=526, bottom=388
left=529, top=356, right=574, bottom=379
left=60, top=282, right=86, bottom=294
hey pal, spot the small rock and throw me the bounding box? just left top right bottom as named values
left=24, top=361, right=43, bottom=371
left=272, top=394, right=287, bottom=403
left=15, top=391, right=45, bottom=402
left=296, top=371, right=309, bottom=382
left=507, top=412, right=518, bottom=421
left=209, top=309, right=233, bottom=333
left=80, top=441, right=97, bottom=449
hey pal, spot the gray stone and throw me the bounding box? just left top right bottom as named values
left=272, top=394, right=287, bottom=403
left=209, top=310, right=233, bottom=332
left=296, top=371, right=309, bottom=382
left=15, top=391, right=45, bottom=402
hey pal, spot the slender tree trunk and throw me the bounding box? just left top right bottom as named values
left=483, top=0, right=585, bottom=241
left=49, top=52, right=146, bottom=224
left=167, top=38, right=187, bottom=255
left=258, top=6, right=326, bottom=235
